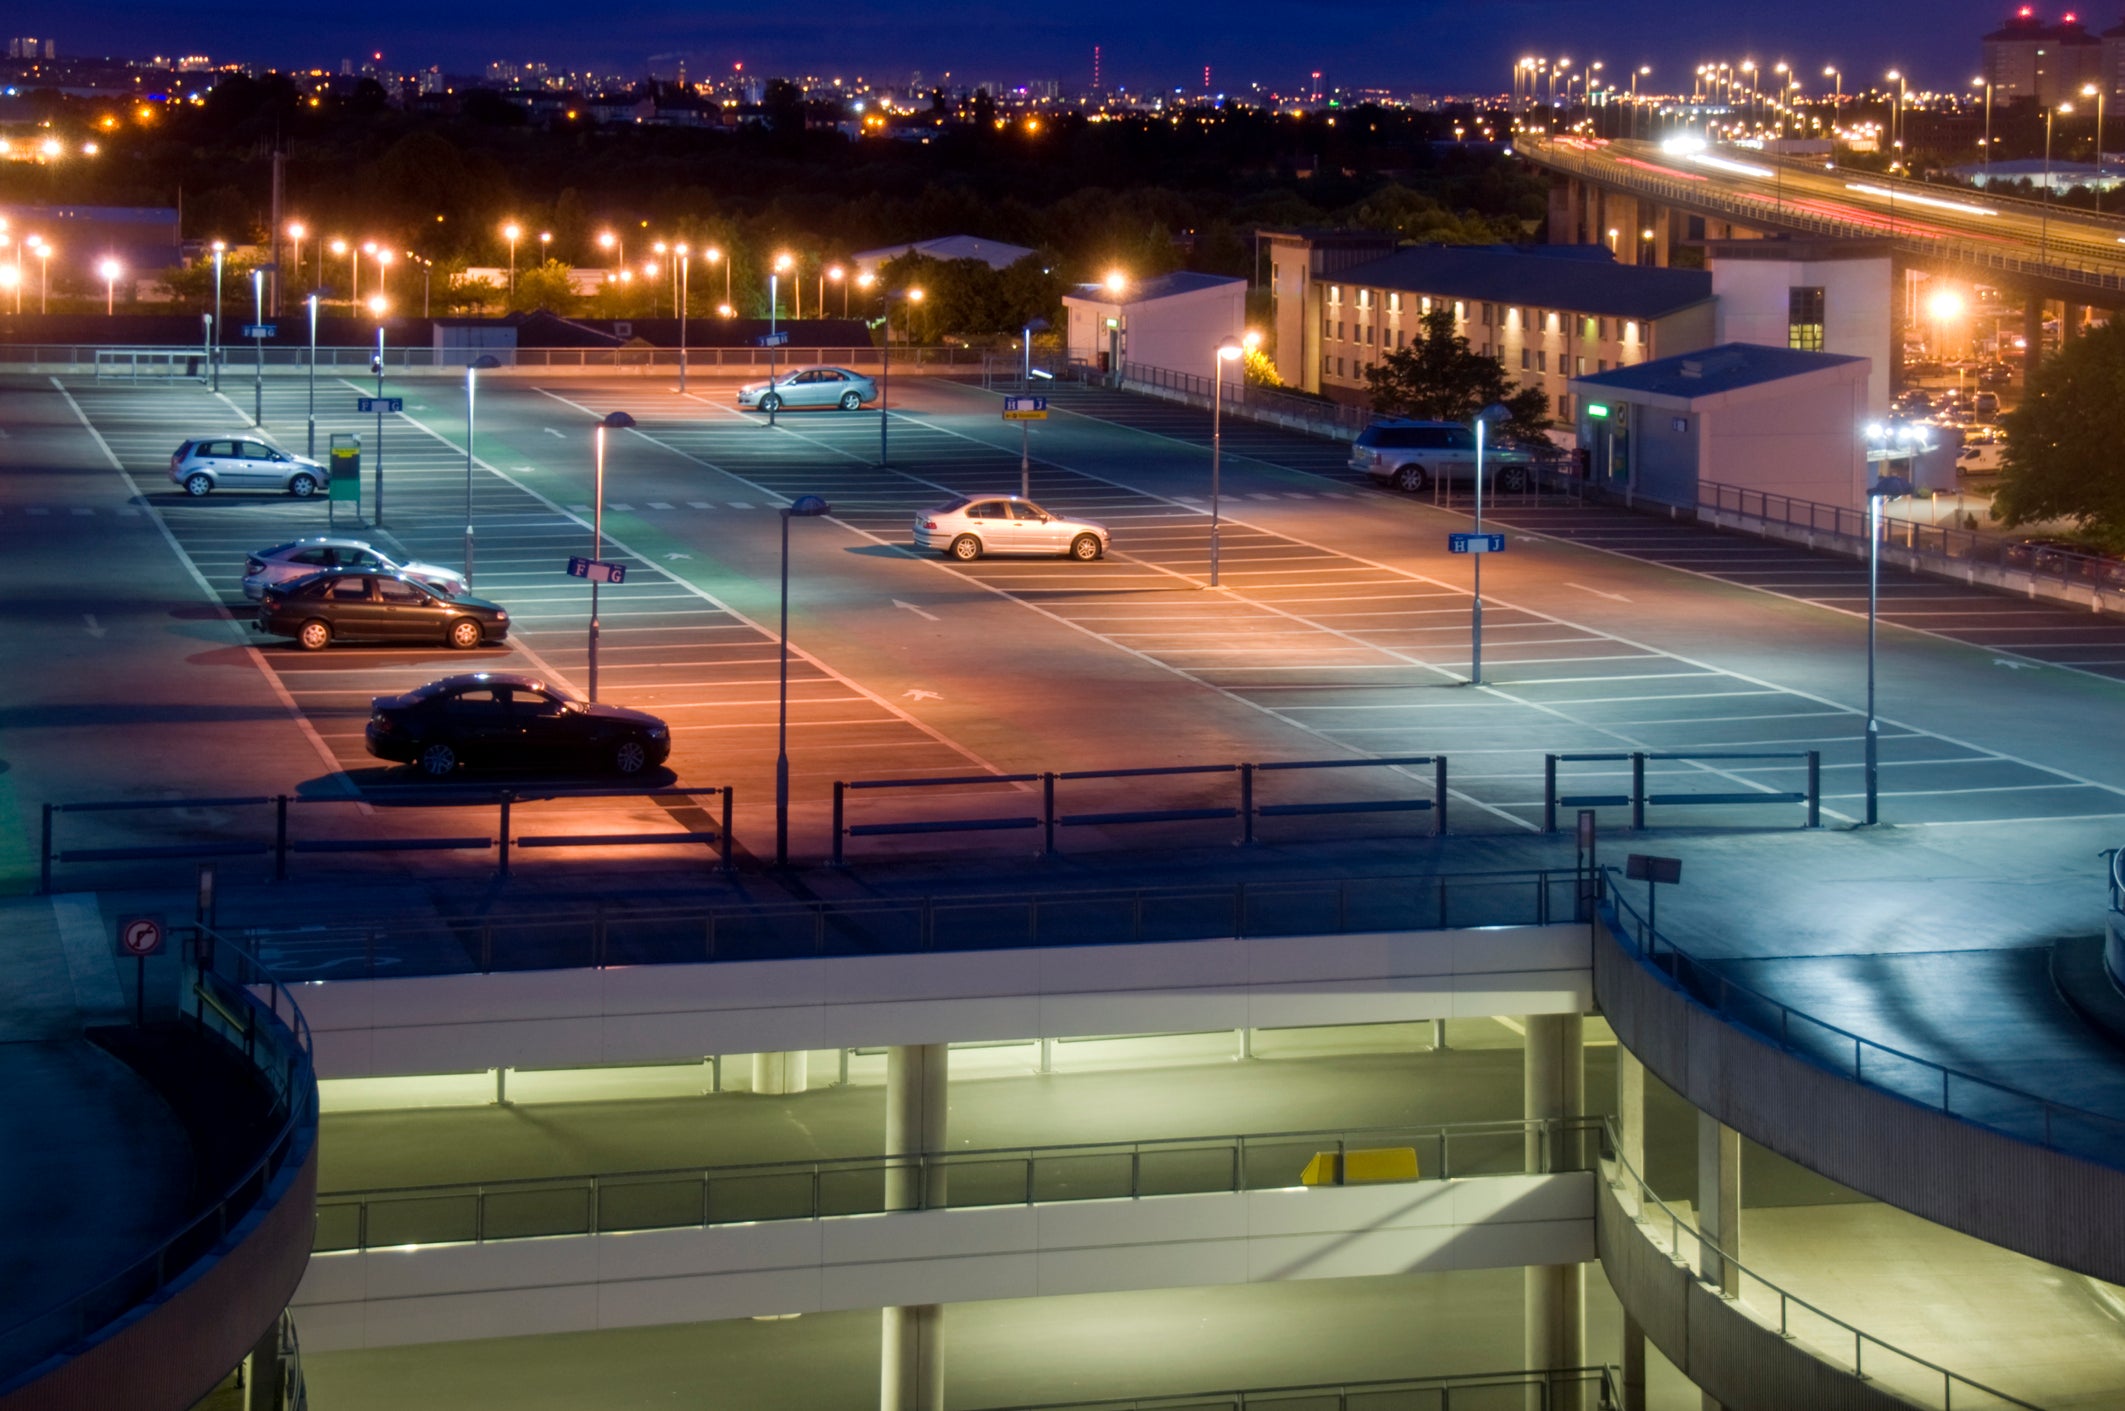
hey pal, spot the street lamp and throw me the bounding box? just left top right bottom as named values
left=2046, top=100, right=2074, bottom=263
left=706, top=245, right=728, bottom=308
left=585, top=410, right=637, bottom=704
left=1467, top=403, right=1511, bottom=686
left=250, top=267, right=265, bottom=427
left=1972, top=77, right=1994, bottom=176
left=33, top=238, right=50, bottom=314
left=776, top=493, right=832, bottom=866
left=676, top=243, right=691, bottom=392
left=598, top=230, right=620, bottom=270
left=2086, top=82, right=2109, bottom=210
left=828, top=264, right=847, bottom=317
left=1103, top=269, right=1128, bottom=387
left=503, top=223, right=521, bottom=295
left=462, top=352, right=502, bottom=587
left=1885, top=69, right=1907, bottom=164
left=1210, top=332, right=1259, bottom=588
left=285, top=221, right=305, bottom=314
left=210, top=240, right=226, bottom=392
left=368, top=293, right=391, bottom=524
left=305, top=292, right=319, bottom=457
left=0, top=264, right=19, bottom=315
left=329, top=238, right=350, bottom=309
left=375, top=247, right=393, bottom=305
left=879, top=286, right=922, bottom=467
left=1858, top=437, right=1916, bottom=825
left=99, top=256, right=122, bottom=316
left=1823, top=66, right=1842, bottom=108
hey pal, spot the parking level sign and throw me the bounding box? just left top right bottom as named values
left=1448, top=533, right=1506, bottom=554
left=1002, top=396, right=1048, bottom=421
left=567, top=556, right=626, bottom=584
left=355, top=396, right=404, bottom=413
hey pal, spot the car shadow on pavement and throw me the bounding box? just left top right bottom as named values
left=335, top=765, right=682, bottom=802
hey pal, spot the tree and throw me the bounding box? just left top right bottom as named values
left=1993, top=319, right=2125, bottom=546
left=510, top=259, right=578, bottom=314
left=1362, top=308, right=1550, bottom=439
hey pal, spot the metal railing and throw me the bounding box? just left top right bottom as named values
left=12, top=343, right=995, bottom=375
left=1603, top=868, right=2125, bottom=1165
left=1543, top=750, right=1820, bottom=832
left=243, top=867, right=1595, bottom=982
left=966, top=1365, right=1622, bottom=1410
left=1116, top=359, right=1375, bottom=440
left=1700, top=479, right=2125, bottom=596
left=0, top=928, right=318, bottom=1387
left=831, top=755, right=1449, bottom=865
left=38, top=785, right=734, bottom=891
left=1599, top=1119, right=2038, bottom=1410
left=313, top=1115, right=1600, bottom=1254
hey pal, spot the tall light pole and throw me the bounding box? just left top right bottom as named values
left=677, top=244, right=691, bottom=392
left=287, top=222, right=305, bottom=306
left=767, top=253, right=792, bottom=428
left=329, top=238, right=349, bottom=309
left=829, top=264, right=846, bottom=317
left=34, top=238, right=50, bottom=314
left=210, top=240, right=225, bottom=392
left=503, top=223, right=521, bottom=296
left=1824, top=66, right=1841, bottom=109
left=1972, top=76, right=1994, bottom=176
left=305, top=293, right=319, bottom=457
left=1631, top=65, right=1650, bottom=141
left=369, top=294, right=390, bottom=525
left=463, top=353, right=501, bottom=587
left=99, top=257, right=122, bottom=316
left=250, top=267, right=265, bottom=427
left=1467, top=403, right=1509, bottom=686
left=598, top=229, right=621, bottom=271
left=2086, top=82, right=2108, bottom=211
left=1885, top=69, right=1907, bottom=168
left=2045, top=101, right=2074, bottom=264
left=776, top=493, right=831, bottom=867
left=1210, top=333, right=1254, bottom=589
left=1859, top=451, right=1914, bottom=826
left=879, top=286, right=922, bottom=468
left=1103, top=269, right=1128, bottom=387
left=588, top=411, right=636, bottom=704
left=708, top=245, right=728, bottom=308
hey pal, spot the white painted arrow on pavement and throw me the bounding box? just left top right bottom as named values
left=664, top=551, right=692, bottom=560
left=893, top=600, right=940, bottom=621
left=544, top=428, right=565, bottom=438
left=903, top=688, right=944, bottom=702
left=82, top=614, right=105, bottom=638
left=1994, top=659, right=2040, bottom=670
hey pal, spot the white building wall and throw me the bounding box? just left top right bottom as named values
left=1712, top=255, right=1893, bottom=417
left=1064, top=282, right=1247, bottom=376
left=1701, top=366, right=1873, bottom=509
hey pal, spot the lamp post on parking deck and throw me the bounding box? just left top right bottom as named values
left=1861, top=426, right=1916, bottom=825
left=777, top=494, right=832, bottom=866
left=305, top=293, right=319, bottom=457
left=210, top=241, right=225, bottom=392
left=464, top=353, right=501, bottom=588
left=879, top=286, right=923, bottom=469
left=1467, top=403, right=1510, bottom=686
left=588, top=411, right=636, bottom=703
left=1210, top=332, right=1259, bottom=588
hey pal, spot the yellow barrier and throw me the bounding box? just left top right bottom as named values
left=1299, top=1147, right=1419, bottom=1186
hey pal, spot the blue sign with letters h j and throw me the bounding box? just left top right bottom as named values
left=1448, top=533, right=1506, bottom=554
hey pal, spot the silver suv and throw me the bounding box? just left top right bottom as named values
left=1351, top=420, right=1534, bottom=494
left=169, top=437, right=329, bottom=497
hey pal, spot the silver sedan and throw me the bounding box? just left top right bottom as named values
left=243, top=537, right=470, bottom=601
left=913, top=496, right=1109, bottom=562
left=737, top=366, right=878, bottom=412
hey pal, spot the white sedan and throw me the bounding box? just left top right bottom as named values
left=737, top=366, right=878, bottom=412
left=913, top=496, right=1109, bottom=562
left=242, top=537, right=470, bottom=601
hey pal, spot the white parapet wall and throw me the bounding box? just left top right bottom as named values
left=297, top=925, right=1593, bottom=1079
left=294, top=1171, right=1594, bottom=1351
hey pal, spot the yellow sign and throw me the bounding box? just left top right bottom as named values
left=1299, top=1147, right=1419, bottom=1186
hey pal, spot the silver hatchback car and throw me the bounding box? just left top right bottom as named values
left=243, top=537, right=470, bottom=601
left=169, top=437, right=330, bottom=497
left=737, top=366, right=878, bottom=412
left=913, top=496, right=1109, bottom=562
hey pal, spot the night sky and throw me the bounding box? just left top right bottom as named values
left=64, top=1, right=2026, bottom=97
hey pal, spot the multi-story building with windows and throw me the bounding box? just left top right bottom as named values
left=1265, top=240, right=1715, bottom=425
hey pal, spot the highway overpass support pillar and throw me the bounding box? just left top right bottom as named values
left=1549, top=177, right=1589, bottom=246
left=1524, top=1013, right=1585, bottom=1407
left=2025, top=297, right=2046, bottom=381
left=881, top=1043, right=950, bottom=1411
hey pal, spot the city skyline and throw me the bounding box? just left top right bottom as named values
left=25, top=0, right=2037, bottom=96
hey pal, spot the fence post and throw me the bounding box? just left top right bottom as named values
left=274, top=796, right=289, bottom=881
left=39, top=803, right=52, bottom=894
left=1042, top=772, right=1057, bottom=857
left=1433, top=756, right=1448, bottom=836
left=1806, top=752, right=1821, bottom=829
left=497, top=796, right=512, bottom=878
left=831, top=781, right=845, bottom=867
left=719, top=788, right=734, bottom=872
left=1239, top=762, right=1255, bottom=846
left=1543, top=755, right=1558, bottom=833
left=1631, top=753, right=1646, bottom=830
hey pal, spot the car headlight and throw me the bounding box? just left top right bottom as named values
left=493, top=611, right=507, bottom=621
left=646, top=726, right=669, bottom=739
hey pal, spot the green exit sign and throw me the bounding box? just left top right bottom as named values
left=1587, top=403, right=1611, bottom=419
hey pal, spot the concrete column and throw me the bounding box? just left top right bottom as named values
left=882, top=1044, right=950, bottom=1411
left=1617, top=1045, right=1645, bottom=1179
left=1523, top=1014, right=1585, bottom=1409
left=1621, top=1313, right=1647, bottom=1411
left=245, top=1316, right=284, bottom=1411
left=1696, top=1112, right=1741, bottom=1298
left=2025, top=296, right=2046, bottom=382
left=880, top=1302, right=944, bottom=1411
left=1430, top=1017, right=1448, bottom=1051
left=751, top=1050, right=809, bottom=1095
left=885, top=1043, right=949, bottom=1211
left=2065, top=303, right=2086, bottom=342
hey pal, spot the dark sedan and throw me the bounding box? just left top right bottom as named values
left=366, top=673, right=672, bottom=778
left=256, top=570, right=508, bottom=651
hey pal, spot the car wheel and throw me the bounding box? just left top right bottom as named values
left=288, top=473, right=318, bottom=498
left=950, top=535, right=982, bottom=561
left=1070, top=533, right=1103, bottom=562
left=446, top=619, right=483, bottom=650
left=840, top=391, right=862, bottom=410
left=417, top=741, right=458, bottom=778
left=1499, top=466, right=1530, bottom=493
left=760, top=392, right=782, bottom=412
left=296, top=619, right=331, bottom=651
left=1394, top=465, right=1429, bottom=493
left=611, top=737, right=650, bottom=776
left=184, top=472, right=212, bottom=497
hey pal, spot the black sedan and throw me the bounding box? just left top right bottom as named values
left=256, top=570, right=508, bottom=651
left=366, top=672, right=672, bottom=778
